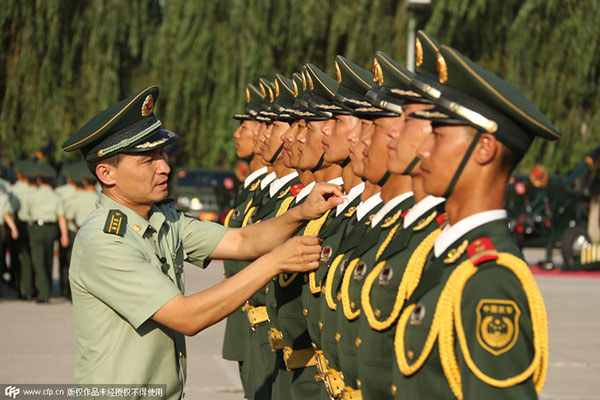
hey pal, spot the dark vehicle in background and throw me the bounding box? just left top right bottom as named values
left=505, top=146, right=600, bottom=270
left=168, top=167, right=237, bottom=223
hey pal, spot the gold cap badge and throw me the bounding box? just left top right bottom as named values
left=335, top=61, right=342, bottom=84
left=141, top=95, right=154, bottom=117
left=268, top=86, right=274, bottom=103
left=372, top=58, right=384, bottom=86
left=245, top=88, right=250, bottom=103
left=306, top=72, right=314, bottom=91
left=437, top=52, right=448, bottom=84
left=415, top=38, right=423, bottom=67
left=274, top=79, right=280, bottom=98
left=301, top=71, right=307, bottom=91
left=292, top=80, right=299, bottom=97
left=259, top=82, right=267, bottom=97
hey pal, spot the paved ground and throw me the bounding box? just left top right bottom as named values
left=1, top=250, right=599, bottom=399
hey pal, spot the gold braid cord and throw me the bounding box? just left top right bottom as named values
left=242, top=206, right=256, bottom=227
left=305, top=210, right=332, bottom=294
left=437, top=253, right=548, bottom=399
left=244, top=199, right=254, bottom=215
left=279, top=209, right=331, bottom=290
left=375, top=223, right=402, bottom=261
left=224, top=208, right=235, bottom=227
left=276, top=196, right=295, bottom=216
left=324, top=253, right=345, bottom=310
left=340, top=258, right=361, bottom=320
left=365, top=228, right=442, bottom=331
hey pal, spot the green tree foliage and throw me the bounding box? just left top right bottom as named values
left=0, top=0, right=597, bottom=175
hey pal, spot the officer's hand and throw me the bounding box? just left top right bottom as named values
left=298, top=183, right=344, bottom=220
left=266, top=236, right=322, bottom=274
left=10, top=228, right=18, bottom=240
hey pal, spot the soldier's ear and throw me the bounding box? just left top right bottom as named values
left=95, top=163, right=117, bottom=186
left=473, top=132, right=498, bottom=166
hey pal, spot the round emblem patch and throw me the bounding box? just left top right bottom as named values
left=232, top=210, right=240, bottom=219
left=320, top=245, right=333, bottom=263
left=340, top=259, right=349, bottom=275
left=378, top=264, right=393, bottom=286
left=353, top=261, right=367, bottom=281
left=141, top=94, right=154, bottom=117
left=476, top=299, right=520, bottom=356
left=409, top=303, right=425, bottom=326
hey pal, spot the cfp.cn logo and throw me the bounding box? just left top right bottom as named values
left=4, top=386, right=20, bottom=399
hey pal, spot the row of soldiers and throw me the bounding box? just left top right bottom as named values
left=0, top=159, right=98, bottom=302
left=220, top=31, right=557, bottom=399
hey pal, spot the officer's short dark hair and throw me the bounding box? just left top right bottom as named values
left=87, top=153, right=125, bottom=185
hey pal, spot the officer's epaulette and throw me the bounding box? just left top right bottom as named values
left=466, top=237, right=499, bottom=266
left=290, top=183, right=303, bottom=196
left=103, top=209, right=127, bottom=237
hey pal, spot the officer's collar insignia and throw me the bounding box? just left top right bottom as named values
left=476, top=299, right=520, bottom=356
left=321, top=245, right=333, bottom=263
left=372, top=58, right=384, bottom=86
left=381, top=208, right=404, bottom=228
left=364, top=214, right=375, bottom=225
left=277, top=186, right=291, bottom=199
left=444, top=239, right=469, bottom=264
left=401, top=208, right=411, bottom=219
left=103, top=209, right=127, bottom=237
left=436, top=52, right=448, bottom=84
left=410, top=303, right=425, bottom=326
left=141, top=95, right=154, bottom=117
left=290, top=183, right=304, bottom=196
left=378, top=264, right=393, bottom=286
left=353, top=261, right=367, bottom=281
left=467, top=237, right=498, bottom=266
left=340, top=259, right=349, bottom=274
left=249, top=180, right=261, bottom=191
left=344, top=206, right=357, bottom=217
left=415, top=38, right=423, bottom=67
left=413, top=211, right=437, bottom=231
left=335, top=61, right=343, bottom=84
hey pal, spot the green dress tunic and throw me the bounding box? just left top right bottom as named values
left=70, top=193, right=227, bottom=400
left=393, top=211, right=544, bottom=400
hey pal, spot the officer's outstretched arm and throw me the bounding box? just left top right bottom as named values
left=152, top=235, right=321, bottom=335
left=209, top=182, right=343, bottom=260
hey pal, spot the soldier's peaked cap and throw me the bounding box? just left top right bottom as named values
left=62, top=85, right=178, bottom=162
left=411, top=45, right=560, bottom=155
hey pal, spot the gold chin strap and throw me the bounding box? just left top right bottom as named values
left=438, top=253, right=548, bottom=398
left=363, top=227, right=442, bottom=331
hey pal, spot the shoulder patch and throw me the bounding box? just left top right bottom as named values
left=103, top=210, right=127, bottom=237
left=476, top=299, right=521, bottom=356
left=467, top=237, right=498, bottom=266
left=290, top=183, right=304, bottom=196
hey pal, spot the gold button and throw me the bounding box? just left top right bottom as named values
left=336, top=293, right=342, bottom=302
left=318, top=321, right=324, bottom=331
left=265, top=287, right=269, bottom=294
left=407, top=350, right=414, bottom=360
left=303, top=308, right=309, bottom=317
left=375, top=309, right=381, bottom=317
left=356, top=379, right=362, bottom=389
left=97, top=150, right=104, bottom=158
left=335, top=332, right=341, bottom=342
left=355, top=337, right=361, bottom=348
left=391, top=384, right=397, bottom=396
left=273, top=300, right=277, bottom=307
left=304, top=274, right=308, bottom=283
left=350, top=301, right=356, bottom=310
left=179, top=351, right=183, bottom=358
left=132, top=224, right=141, bottom=232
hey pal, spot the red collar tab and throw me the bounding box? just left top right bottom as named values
left=290, top=183, right=304, bottom=197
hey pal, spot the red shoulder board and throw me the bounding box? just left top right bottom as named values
left=290, top=183, right=304, bottom=196
left=436, top=212, right=448, bottom=226
left=401, top=208, right=411, bottom=219
left=466, top=237, right=498, bottom=266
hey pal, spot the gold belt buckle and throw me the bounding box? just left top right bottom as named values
left=341, top=388, right=362, bottom=400
left=283, top=347, right=317, bottom=371
left=314, top=350, right=345, bottom=399
left=268, top=328, right=284, bottom=352
left=245, top=305, right=269, bottom=331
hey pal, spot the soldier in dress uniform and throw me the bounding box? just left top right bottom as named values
left=62, top=85, right=343, bottom=400
left=56, top=162, right=78, bottom=298
left=391, top=43, right=555, bottom=399
left=0, top=186, right=18, bottom=297
left=355, top=31, right=448, bottom=400
left=25, top=161, right=70, bottom=303
left=221, top=82, right=270, bottom=396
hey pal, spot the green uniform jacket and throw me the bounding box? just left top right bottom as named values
left=356, top=197, right=446, bottom=400
left=70, top=193, right=227, bottom=400
left=394, top=217, right=540, bottom=400
left=336, top=194, right=414, bottom=391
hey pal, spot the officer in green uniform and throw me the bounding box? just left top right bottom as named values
left=392, top=44, right=556, bottom=399
left=355, top=31, right=448, bottom=400
left=10, top=160, right=37, bottom=299
left=56, top=163, right=78, bottom=298
left=26, top=161, right=69, bottom=303
left=221, top=82, right=269, bottom=395
left=62, top=85, right=342, bottom=400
